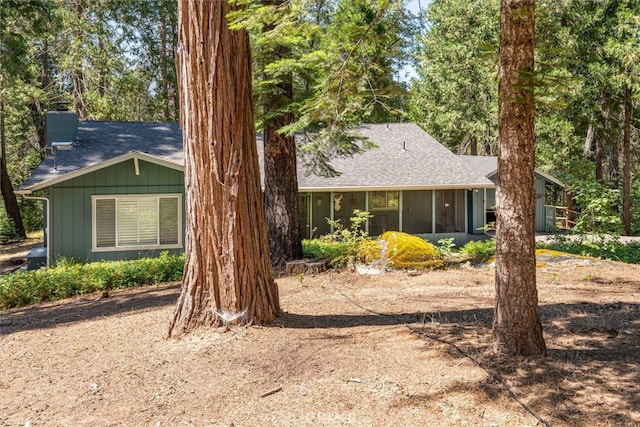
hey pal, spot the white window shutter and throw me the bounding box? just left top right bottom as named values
left=96, top=199, right=116, bottom=247
left=159, top=197, right=179, bottom=245
left=138, top=198, right=159, bottom=245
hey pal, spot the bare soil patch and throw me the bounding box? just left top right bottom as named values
left=0, top=238, right=43, bottom=274
left=0, top=238, right=42, bottom=262
left=1, top=258, right=639, bottom=426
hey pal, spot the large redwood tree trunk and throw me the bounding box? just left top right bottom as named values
left=264, top=117, right=303, bottom=267
left=260, top=0, right=302, bottom=267
left=493, top=0, right=546, bottom=356
left=167, top=0, right=280, bottom=338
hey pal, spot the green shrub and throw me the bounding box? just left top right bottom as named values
left=302, top=239, right=352, bottom=262
left=0, top=214, right=20, bottom=244
left=460, top=239, right=496, bottom=263
left=537, top=235, right=640, bottom=264
left=303, top=209, right=374, bottom=268
left=0, top=252, right=184, bottom=310
left=380, top=231, right=444, bottom=270
left=570, top=180, right=622, bottom=234
left=436, top=237, right=456, bottom=256
left=18, top=197, right=44, bottom=233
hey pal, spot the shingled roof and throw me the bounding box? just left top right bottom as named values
left=459, top=154, right=564, bottom=187
left=17, top=121, right=495, bottom=193
left=18, top=121, right=184, bottom=192
left=296, top=123, right=493, bottom=190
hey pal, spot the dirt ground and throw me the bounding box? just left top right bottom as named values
left=0, top=238, right=42, bottom=274
left=1, top=254, right=639, bottom=426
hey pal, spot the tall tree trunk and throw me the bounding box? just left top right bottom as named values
left=595, top=133, right=603, bottom=183
left=609, top=141, right=619, bottom=189
left=167, top=0, right=280, bottom=338
left=583, top=122, right=594, bottom=156
left=621, top=94, right=632, bottom=235
left=72, top=0, right=89, bottom=120
left=168, top=0, right=180, bottom=121
left=493, top=0, right=546, bottom=356
left=0, top=100, right=26, bottom=239
left=264, top=117, right=303, bottom=266
left=31, top=37, right=50, bottom=150
left=469, top=136, right=478, bottom=156
left=97, top=8, right=106, bottom=100
left=262, top=0, right=303, bottom=267
left=159, top=4, right=171, bottom=121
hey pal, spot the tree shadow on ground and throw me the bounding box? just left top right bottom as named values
left=0, top=283, right=180, bottom=335
left=2, top=282, right=638, bottom=424
left=278, top=302, right=640, bottom=426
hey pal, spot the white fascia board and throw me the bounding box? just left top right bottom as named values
left=535, top=170, right=564, bottom=187
left=298, top=183, right=496, bottom=192
left=486, top=169, right=564, bottom=187
left=19, top=151, right=183, bottom=193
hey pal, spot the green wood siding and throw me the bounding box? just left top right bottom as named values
left=48, top=159, right=184, bottom=263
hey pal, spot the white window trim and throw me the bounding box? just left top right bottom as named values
left=91, top=194, right=182, bottom=252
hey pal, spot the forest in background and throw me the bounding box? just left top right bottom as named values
left=0, top=0, right=638, bottom=239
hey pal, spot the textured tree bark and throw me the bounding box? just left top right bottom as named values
left=583, top=122, right=594, bottom=156
left=621, top=95, right=632, bottom=236
left=493, top=0, right=546, bottom=356
left=609, top=142, right=619, bottom=188
left=261, top=0, right=303, bottom=267
left=595, top=133, right=603, bottom=183
left=167, top=0, right=280, bottom=338
left=264, top=110, right=303, bottom=267
left=0, top=100, right=26, bottom=239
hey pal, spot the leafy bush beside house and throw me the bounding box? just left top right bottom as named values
left=0, top=252, right=184, bottom=310
left=460, top=238, right=496, bottom=263
left=537, top=235, right=640, bottom=264
left=302, top=209, right=374, bottom=268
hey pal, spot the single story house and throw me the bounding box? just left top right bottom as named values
left=16, top=111, right=562, bottom=267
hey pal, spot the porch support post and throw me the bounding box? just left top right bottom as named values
left=329, top=192, right=334, bottom=233
left=431, top=190, right=436, bottom=237
left=398, top=190, right=403, bottom=232
left=365, top=191, right=370, bottom=235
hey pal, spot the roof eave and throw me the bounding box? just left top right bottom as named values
left=19, top=151, right=183, bottom=192
left=298, top=183, right=495, bottom=192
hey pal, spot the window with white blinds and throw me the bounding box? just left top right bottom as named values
left=92, top=195, right=181, bottom=251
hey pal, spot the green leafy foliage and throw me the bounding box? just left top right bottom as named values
left=570, top=179, right=622, bottom=234
left=0, top=212, right=20, bottom=244
left=632, top=183, right=640, bottom=236
left=302, top=209, right=375, bottom=267
left=302, top=239, right=352, bottom=263
left=460, top=238, right=496, bottom=263
left=409, top=0, right=499, bottom=155
left=537, top=235, right=640, bottom=264
left=0, top=252, right=184, bottom=310
left=322, top=209, right=373, bottom=267
left=410, top=0, right=640, bottom=236
left=436, top=237, right=456, bottom=256
left=231, top=0, right=414, bottom=176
